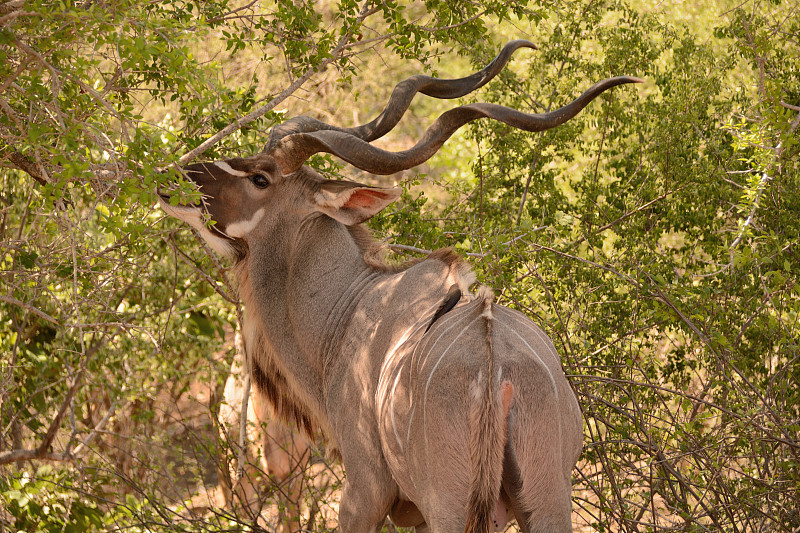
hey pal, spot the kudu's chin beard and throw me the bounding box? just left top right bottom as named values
left=158, top=196, right=244, bottom=260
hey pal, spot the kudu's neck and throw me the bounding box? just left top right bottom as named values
left=245, top=212, right=472, bottom=348
left=243, top=214, right=378, bottom=366
left=241, top=211, right=469, bottom=438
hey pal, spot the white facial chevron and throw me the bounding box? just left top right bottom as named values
left=213, top=161, right=250, bottom=177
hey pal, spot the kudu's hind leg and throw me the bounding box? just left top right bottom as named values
left=338, top=480, right=396, bottom=533
left=507, top=399, right=580, bottom=532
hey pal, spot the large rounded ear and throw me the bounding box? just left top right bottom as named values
left=315, top=180, right=402, bottom=225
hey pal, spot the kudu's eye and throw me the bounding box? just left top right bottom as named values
left=250, top=174, right=270, bottom=189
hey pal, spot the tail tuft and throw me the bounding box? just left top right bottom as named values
left=464, top=290, right=514, bottom=533
left=464, top=378, right=515, bottom=533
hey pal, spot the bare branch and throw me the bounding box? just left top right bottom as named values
left=0, top=331, right=116, bottom=466
left=647, top=275, right=799, bottom=450
left=0, top=448, right=76, bottom=465
left=236, top=334, right=250, bottom=484
left=0, top=8, right=34, bottom=26
left=205, top=0, right=259, bottom=24
left=0, top=0, right=27, bottom=16
left=178, top=68, right=320, bottom=165
left=70, top=398, right=122, bottom=456
left=728, top=101, right=799, bottom=260
left=178, top=0, right=378, bottom=164
left=164, top=232, right=238, bottom=304
left=10, top=34, right=66, bottom=130
left=0, top=294, right=59, bottom=324
left=1, top=149, right=49, bottom=184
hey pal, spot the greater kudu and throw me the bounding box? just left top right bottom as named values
left=160, top=41, right=641, bottom=532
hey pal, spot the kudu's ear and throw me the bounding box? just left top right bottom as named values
left=315, top=180, right=402, bottom=225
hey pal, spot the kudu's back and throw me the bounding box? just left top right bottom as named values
left=377, top=290, right=582, bottom=532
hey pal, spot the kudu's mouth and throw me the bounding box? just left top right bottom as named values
left=156, top=179, right=204, bottom=211
left=157, top=190, right=204, bottom=226
left=156, top=165, right=207, bottom=210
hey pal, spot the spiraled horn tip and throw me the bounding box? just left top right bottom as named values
left=512, top=39, right=538, bottom=50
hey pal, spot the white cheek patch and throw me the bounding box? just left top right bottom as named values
left=213, top=161, right=250, bottom=177
left=225, top=208, right=266, bottom=238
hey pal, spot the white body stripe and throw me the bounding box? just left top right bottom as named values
left=422, top=312, right=482, bottom=455
left=402, top=303, right=473, bottom=451
left=390, top=371, right=404, bottom=451
left=494, top=306, right=564, bottom=445
left=494, top=307, right=559, bottom=399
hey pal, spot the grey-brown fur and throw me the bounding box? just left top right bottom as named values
left=160, top=41, right=641, bottom=532
left=161, top=162, right=582, bottom=532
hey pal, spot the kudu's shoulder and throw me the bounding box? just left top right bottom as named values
left=393, top=247, right=476, bottom=295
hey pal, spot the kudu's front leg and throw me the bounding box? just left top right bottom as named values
left=335, top=429, right=397, bottom=532
left=255, top=395, right=311, bottom=533
left=338, top=477, right=395, bottom=533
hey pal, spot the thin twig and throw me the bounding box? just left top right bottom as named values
left=178, top=0, right=378, bottom=165
left=206, top=0, right=259, bottom=24
left=237, top=372, right=251, bottom=483
left=164, top=232, right=237, bottom=304
left=70, top=398, right=123, bottom=456
left=11, top=34, right=66, bottom=129
left=646, top=274, right=799, bottom=450
left=515, top=136, right=542, bottom=226
left=0, top=331, right=117, bottom=466
left=0, top=59, right=27, bottom=94
left=728, top=101, right=799, bottom=261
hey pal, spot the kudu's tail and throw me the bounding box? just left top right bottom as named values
left=464, top=289, right=515, bottom=533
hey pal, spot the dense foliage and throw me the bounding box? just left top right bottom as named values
left=1, top=0, right=798, bottom=531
